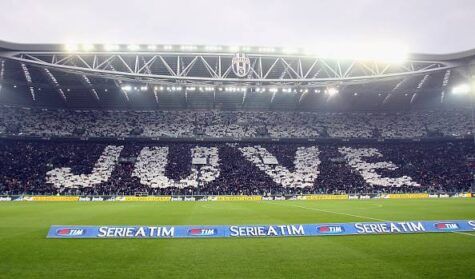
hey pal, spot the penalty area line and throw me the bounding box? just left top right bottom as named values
left=268, top=202, right=388, bottom=222
left=268, top=203, right=475, bottom=238
left=453, top=231, right=475, bottom=237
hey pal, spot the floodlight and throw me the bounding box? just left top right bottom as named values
left=147, top=45, right=157, bottom=51
left=163, top=45, right=173, bottom=51
left=326, top=87, right=339, bottom=96
left=282, top=48, right=298, bottom=54
left=452, top=84, right=471, bottom=95
left=205, top=46, right=222, bottom=51
left=259, top=47, right=275, bottom=53
left=228, top=46, right=240, bottom=52
left=140, top=86, right=148, bottom=91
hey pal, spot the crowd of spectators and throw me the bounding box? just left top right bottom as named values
left=0, top=106, right=472, bottom=139
left=0, top=140, right=472, bottom=195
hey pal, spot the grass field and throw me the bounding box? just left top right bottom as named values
left=0, top=199, right=474, bottom=278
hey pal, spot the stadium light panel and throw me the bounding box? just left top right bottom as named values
left=181, top=45, right=197, bottom=51
left=127, top=44, right=140, bottom=51
left=452, top=83, right=471, bottom=95
left=259, top=47, right=275, bottom=53
left=140, top=86, right=148, bottom=91
left=81, top=44, right=95, bottom=52
left=65, top=43, right=79, bottom=52
left=121, top=85, right=132, bottom=91
left=147, top=45, right=157, bottom=51
left=304, top=42, right=408, bottom=63
left=228, top=46, right=240, bottom=52
left=104, top=44, right=120, bottom=51
left=163, top=45, right=173, bottom=51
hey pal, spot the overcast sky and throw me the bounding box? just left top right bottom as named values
left=0, top=0, right=474, bottom=54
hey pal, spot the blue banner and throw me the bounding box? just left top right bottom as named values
left=47, top=220, right=475, bottom=239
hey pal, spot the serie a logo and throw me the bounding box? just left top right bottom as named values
left=232, top=53, right=251, bottom=78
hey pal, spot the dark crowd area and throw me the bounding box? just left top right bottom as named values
left=0, top=140, right=473, bottom=195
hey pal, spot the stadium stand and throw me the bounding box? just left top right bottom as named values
left=0, top=106, right=472, bottom=139
left=0, top=42, right=474, bottom=197
left=0, top=141, right=472, bottom=195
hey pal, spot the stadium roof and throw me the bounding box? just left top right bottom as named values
left=0, top=40, right=473, bottom=111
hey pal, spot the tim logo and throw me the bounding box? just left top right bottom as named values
left=434, top=223, right=459, bottom=230
left=188, top=228, right=217, bottom=236
left=317, top=226, right=345, bottom=234
left=231, top=53, right=251, bottom=78
left=56, top=228, right=85, bottom=236
left=468, top=221, right=475, bottom=229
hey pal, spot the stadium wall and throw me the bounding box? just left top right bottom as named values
left=0, top=193, right=471, bottom=202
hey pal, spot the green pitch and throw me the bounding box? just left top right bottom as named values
left=0, top=199, right=474, bottom=278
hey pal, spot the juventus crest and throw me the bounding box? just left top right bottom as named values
left=231, top=53, right=251, bottom=78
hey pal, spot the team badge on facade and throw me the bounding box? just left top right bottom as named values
left=232, top=53, right=251, bottom=77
